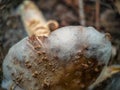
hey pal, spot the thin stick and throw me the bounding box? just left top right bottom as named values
left=78, top=0, right=86, bottom=26
left=95, top=0, right=100, bottom=30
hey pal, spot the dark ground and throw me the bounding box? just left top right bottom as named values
left=0, top=0, right=120, bottom=90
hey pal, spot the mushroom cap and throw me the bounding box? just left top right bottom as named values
left=2, top=26, right=112, bottom=90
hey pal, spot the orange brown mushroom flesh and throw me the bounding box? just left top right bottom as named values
left=29, top=35, right=104, bottom=90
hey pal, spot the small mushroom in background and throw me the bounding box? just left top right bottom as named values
left=2, top=1, right=119, bottom=90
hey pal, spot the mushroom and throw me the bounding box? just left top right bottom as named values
left=2, top=1, right=112, bottom=90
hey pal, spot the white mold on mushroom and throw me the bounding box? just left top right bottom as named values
left=46, top=26, right=111, bottom=64
left=2, top=26, right=112, bottom=90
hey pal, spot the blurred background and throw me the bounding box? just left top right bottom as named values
left=0, top=0, right=120, bottom=89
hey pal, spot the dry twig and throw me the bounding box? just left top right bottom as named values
left=95, top=0, right=100, bottom=30
left=78, top=0, right=86, bottom=26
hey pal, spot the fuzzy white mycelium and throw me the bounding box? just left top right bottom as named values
left=1, top=26, right=112, bottom=90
